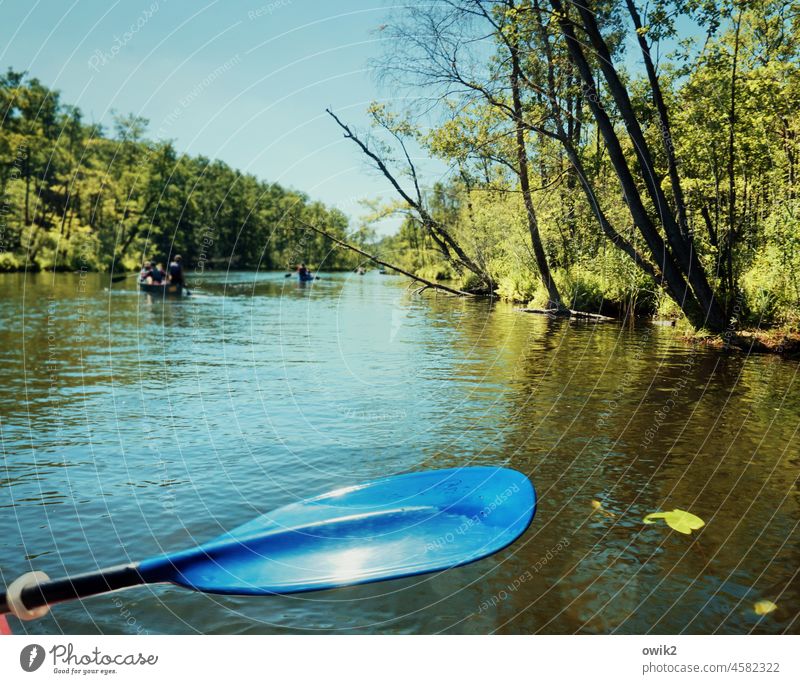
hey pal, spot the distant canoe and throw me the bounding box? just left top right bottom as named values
left=139, top=280, right=184, bottom=296
left=298, top=273, right=315, bottom=282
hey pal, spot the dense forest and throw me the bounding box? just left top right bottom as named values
left=3, top=0, right=800, bottom=336
left=0, top=69, right=355, bottom=275
left=346, top=0, right=800, bottom=333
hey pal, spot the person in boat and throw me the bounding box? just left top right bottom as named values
left=151, top=263, right=166, bottom=284
left=168, top=255, right=185, bottom=287
left=139, top=260, right=154, bottom=283
left=297, top=263, right=312, bottom=280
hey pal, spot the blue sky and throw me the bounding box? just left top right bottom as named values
left=0, top=0, right=440, bottom=234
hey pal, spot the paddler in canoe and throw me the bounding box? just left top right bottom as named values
left=168, top=255, right=185, bottom=286
left=138, top=256, right=186, bottom=295
left=139, top=260, right=154, bottom=283
left=151, top=263, right=166, bottom=284
left=297, top=263, right=314, bottom=282
left=139, top=260, right=168, bottom=285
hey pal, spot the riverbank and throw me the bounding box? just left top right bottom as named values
left=516, top=305, right=800, bottom=357
left=685, top=328, right=800, bottom=358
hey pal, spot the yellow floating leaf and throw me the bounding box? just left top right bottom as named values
left=592, top=500, right=616, bottom=518
left=754, top=600, right=777, bottom=616
left=643, top=509, right=705, bottom=534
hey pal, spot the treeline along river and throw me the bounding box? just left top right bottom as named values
left=0, top=271, right=798, bottom=633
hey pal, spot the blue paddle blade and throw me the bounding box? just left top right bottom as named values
left=138, top=467, right=535, bottom=595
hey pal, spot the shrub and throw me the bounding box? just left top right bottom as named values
left=0, top=252, right=22, bottom=271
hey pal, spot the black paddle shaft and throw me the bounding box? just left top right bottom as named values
left=0, top=564, right=146, bottom=615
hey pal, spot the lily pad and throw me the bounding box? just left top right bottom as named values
left=753, top=600, right=777, bottom=616
left=642, top=509, right=705, bottom=534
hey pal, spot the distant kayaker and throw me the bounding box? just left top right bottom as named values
left=169, top=255, right=185, bottom=286
left=297, top=263, right=311, bottom=279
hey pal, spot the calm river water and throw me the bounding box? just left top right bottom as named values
left=1, top=271, right=798, bottom=634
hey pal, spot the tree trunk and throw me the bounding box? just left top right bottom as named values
left=532, top=0, right=661, bottom=286
left=725, top=12, right=743, bottom=313
left=571, top=1, right=726, bottom=331
left=549, top=0, right=693, bottom=306
left=509, top=14, right=564, bottom=310
left=24, top=157, right=31, bottom=226
left=625, top=0, right=690, bottom=240
left=549, top=0, right=726, bottom=330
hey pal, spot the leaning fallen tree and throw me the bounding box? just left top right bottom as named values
left=290, top=214, right=478, bottom=297
left=326, top=108, right=496, bottom=294
left=292, top=214, right=621, bottom=321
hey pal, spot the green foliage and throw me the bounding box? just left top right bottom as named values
left=500, top=271, right=543, bottom=304
left=0, top=252, right=22, bottom=271
left=373, top=0, right=800, bottom=330
left=0, top=70, right=354, bottom=273
left=739, top=202, right=800, bottom=326
left=417, top=263, right=455, bottom=282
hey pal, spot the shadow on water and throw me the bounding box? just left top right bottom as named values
left=0, top=271, right=798, bottom=634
